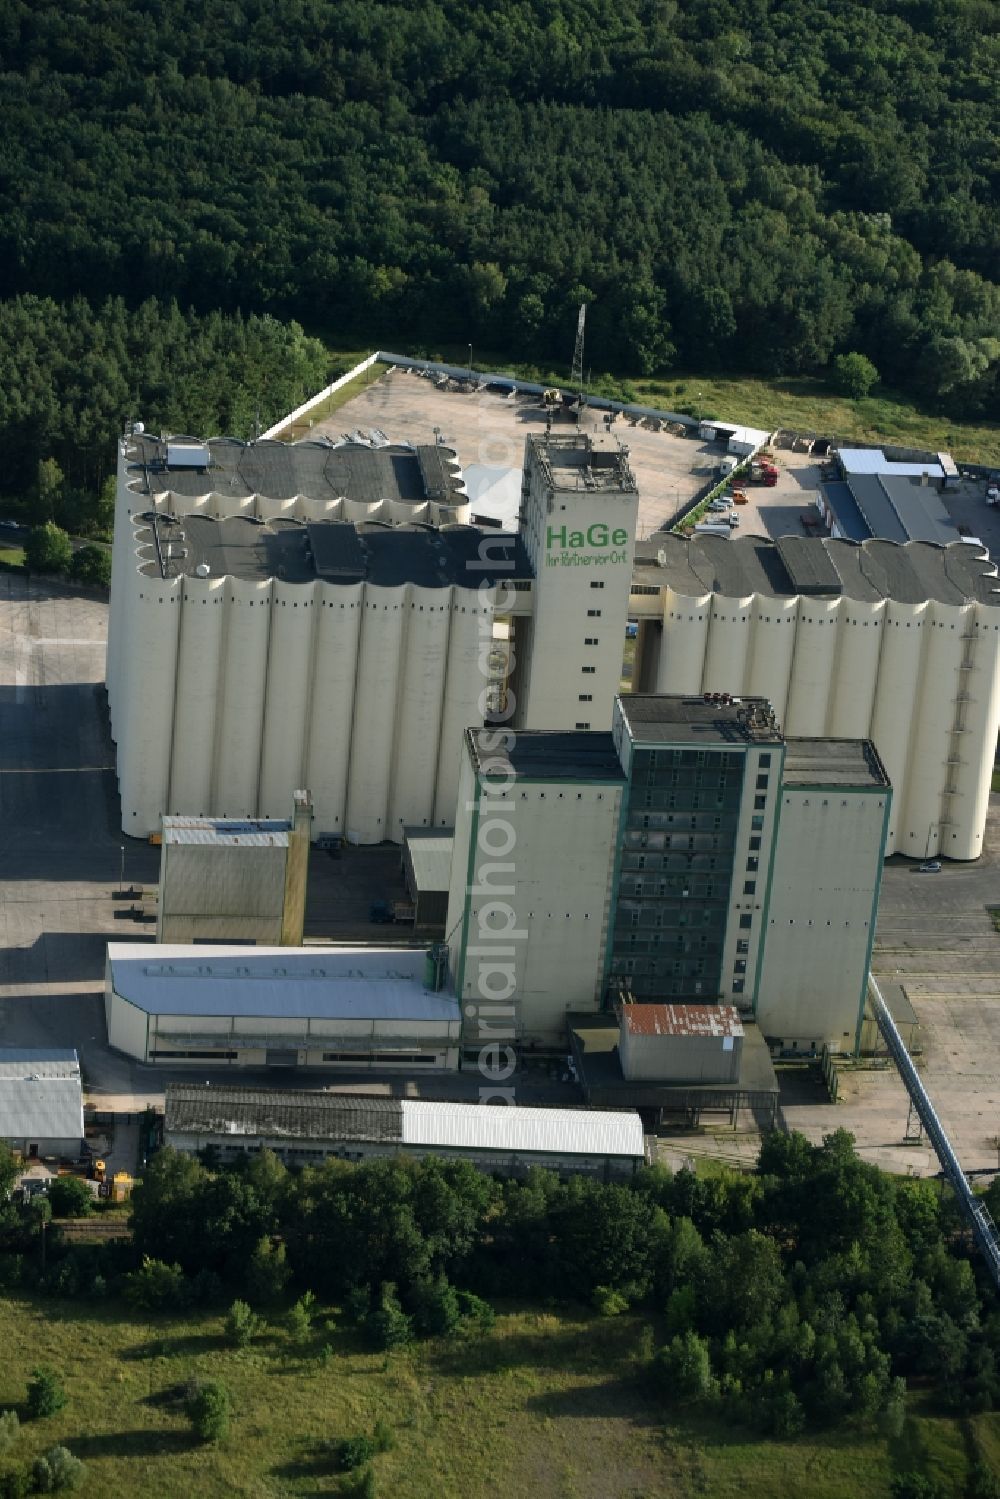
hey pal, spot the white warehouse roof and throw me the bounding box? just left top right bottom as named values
left=0, top=1049, right=84, bottom=1143
left=107, top=944, right=457, bottom=1022
left=728, top=425, right=770, bottom=450
left=836, top=447, right=945, bottom=479
left=399, top=1100, right=645, bottom=1159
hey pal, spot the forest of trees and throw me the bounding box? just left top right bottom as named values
left=3, top=1131, right=1000, bottom=1444
left=2, top=1, right=999, bottom=518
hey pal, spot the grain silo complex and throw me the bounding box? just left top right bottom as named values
left=629, top=534, right=1000, bottom=860
left=106, top=429, right=639, bottom=841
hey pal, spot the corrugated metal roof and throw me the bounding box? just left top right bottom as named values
left=165, top=1086, right=403, bottom=1143
left=107, top=943, right=459, bottom=1022
left=162, top=816, right=290, bottom=848
left=621, top=1004, right=743, bottom=1039
left=0, top=1049, right=80, bottom=1079
left=0, top=1050, right=83, bottom=1141
left=399, top=1100, right=644, bottom=1158
left=403, top=830, right=454, bottom=893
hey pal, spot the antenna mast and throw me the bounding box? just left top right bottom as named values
left=570, top=303, right=586, bottom=393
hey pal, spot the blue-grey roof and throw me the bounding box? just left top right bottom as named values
left=846, top=475, right=908, bottom=543
left=823, top=481, right=870, bottom=543
left=107, top=944, right=458, bottom=1022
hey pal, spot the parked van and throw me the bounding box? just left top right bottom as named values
left=693, top=522, right=732, bottom=538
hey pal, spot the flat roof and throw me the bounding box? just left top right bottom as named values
left=403, top=830, right=454, bottom=893
left=164, top=1087, right=645, bottom=1158
left=0, top=1049, right=80, bottom=1079
left=527, top=432, right=637, bottom=494
left=837, top=447, right=944, bottom=480
left=467, top=728, right=626, bottom=783
left=621, top=1004, right=744, bottom=1039
left=878, top=475, right=957, bottom=545
left=162, top=816, right=290, bottom=848
left=782, top=738, right=889, bottom=789
left=633, top=534, right=1000, bottom=608
left=617, top=694, right=782, bottom=746
left=133, top=511, right=532, bottom=588
left=127, top=434, right=468, bottom=508
left=107, top=943, right=459, bottom=1022
left=0, top=1050, right=83, bottom=1143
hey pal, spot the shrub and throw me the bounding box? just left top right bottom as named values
left=455, top=1291, right=495, bottom=1334
left=335, top=1435, right=375, bottom=1472
left=0, top=1414, right=17, bottom=1454
left=366, top=1283, right=413, bottom=1351
left=593, top=1285, right=630, bottom=1317
left=30, top=1447, right=85, bottom=1492
left=46, top=1178, right=93, bottom=1219
left=832, top=351, right=879, bottom=400
left=224, top=1299, right=264, bottom=1348
left=372, top=1419, right=394, bottom=1454
left=411, top=1276, right=461, bottom=1339
left=287, top=1291, right=316, bottom=1341
left=68, top=544, right=111, bottom=588
left=123, top=1257, right=190, bottom=1311
left=245, top=1237, right=290, bottom=1305
left=0, top=1466, right=30, bottom=1499
left=186, top=1380, right=231, bottom=1444
left=26, top=1371, right=66, bottom=1421
left=652, top=1332, right=715, bottom=1404
left=24, top=524, right=72, bottom=576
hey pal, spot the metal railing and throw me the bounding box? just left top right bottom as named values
left=868, top=973, right=1000, bottom=1287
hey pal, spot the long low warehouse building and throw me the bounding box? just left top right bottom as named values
left=163, top=1086, right=646, bottom=1178
left=104, top=944, right=461, bottom=1070
left=629, top=534, right=1000, bottom=859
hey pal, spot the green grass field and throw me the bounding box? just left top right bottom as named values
left=0, top=1295, right=994, bottom=1498
left=0, top=546, right=25, bottom=569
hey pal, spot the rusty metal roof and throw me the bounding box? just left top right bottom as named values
left=620, top=1004, right=744, bottom=1039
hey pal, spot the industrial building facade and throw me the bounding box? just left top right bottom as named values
left=630, top=534, right=1000, bottom=860
left=163, top=1087, right=645, bottom=1178
left=105, top=945, right=461, bottom=1070
left=106, top=430, right=637, bottom=841
left=446, top=696, right=890, bottom=1053
left=156, top=793, right=311, bottom=945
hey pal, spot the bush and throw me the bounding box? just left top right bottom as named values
left=371, top=1419, right=394, bottom=1454
left=186, top=1380, right=231, bottom=1444
left=224, top=1299, right=264, bottom=1348
left=26, top=1371, right=66, bottom=1421
left=0, top=1415, right=17, bottom=1454
left=833, top=351, right=879, bottom=400
left=366, top=1283, right=413, bottom=1352
left=593, top=1285, right=630, bottom=1317
left=652, top=1332, right=715, bottom=1405
left=286, top=1291, right=316, bottom=1341
left=335, top=1435, right=375, bottom=1472
left=68, top=544, right=111, bottom=589
left=46, top=1178, right=93, bottom=1220
left=23, top=524, right=72, bottom=576
left=455, top=1291, right=495, bottom=1335
left=411, top=1276, right=461, bottom=1339
left=123, top=1257, right=190, bottom=1311
left=30, top=1447, right=85, bottom=1493
left=0, top=1466, right=30, bottom=1499
left=245, top=1237, right=290, bottom=1305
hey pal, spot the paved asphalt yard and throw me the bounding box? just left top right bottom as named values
left=2, top=565, right=999, bottom=1177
